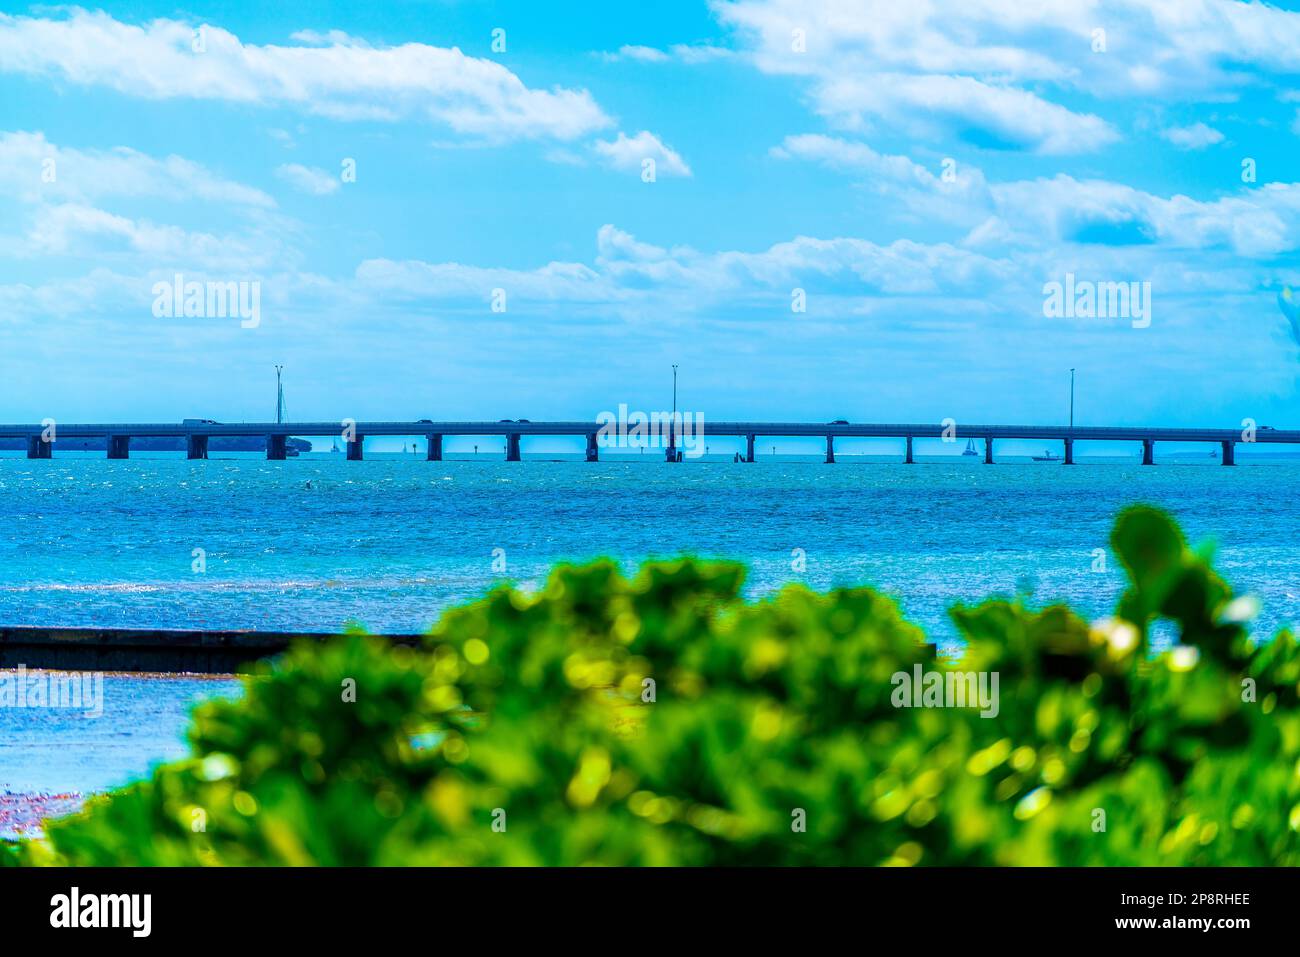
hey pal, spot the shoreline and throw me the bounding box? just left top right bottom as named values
left=0, top=791, right=84, bottom=842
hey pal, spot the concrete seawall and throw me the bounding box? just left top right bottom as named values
left=0, top=626, right=424, bottom=674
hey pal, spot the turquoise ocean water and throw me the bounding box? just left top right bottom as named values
left=1, top=450, right=1297, bottom=817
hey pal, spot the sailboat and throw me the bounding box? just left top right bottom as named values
left=330, top=439, right=341, bottom=454
left=962, top=439, right=979, bottom=457
left=275, top=365, right=300, bottom=456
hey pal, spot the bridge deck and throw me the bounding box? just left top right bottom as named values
left=0, top=421, right=1296, bottom=442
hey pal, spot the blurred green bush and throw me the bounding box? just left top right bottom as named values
left=11, top=505, right=1300, bottom=865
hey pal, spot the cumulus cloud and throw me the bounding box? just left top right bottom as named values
left=7, top=1, right=1300, bottom=417
left=771, top=133, right=994, bottom=229
left=601, top=43, right=732, bottom=64
left=713, top=0, right=1300, bottom=154
left=592, top=131, right=692, bottom=177
left=4, top=214, right=1293, bottom=422
left=0, top=131, right=274, bottom=207
left=774, top=133, right=1300, bottom=259
left=816, top=73, right=1117, bottom=154
left=0, top=10, right=612, bottom=141
left=1160, top=122, right=1225, bottom=150
left=712, top=0, right=1110, bottom=153
left=359, top=223, right=1012, bottom=305
left=773, top=133, right=990, bottom=199
left=0, top=129, right=295, bottom=278
left=605, top=45, right=671, bottom=63
left=275, top=163, right=340, bottom=195
left=987, top=177, right=1300, bottom=258
left=22, top=202, right=276, bottom=269
left=356, top=257, right=609, bottom=302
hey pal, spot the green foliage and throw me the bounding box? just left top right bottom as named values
left=14, top=505, right=1300, bottom=865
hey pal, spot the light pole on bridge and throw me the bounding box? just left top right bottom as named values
left=275, top=365, right=285, bottom=425
left=669, top=364, right=679, bottom=462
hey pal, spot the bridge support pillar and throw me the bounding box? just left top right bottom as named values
left=347, top=435, right=364, bottom=461
left=107, top=435, right=130, bottom=459
left=905, top=436, right=914, bottom=464
left=1141, top=439, right=1155, bottom=466
left=187, top=435, right=208, bottom=460
left=1064, top=438, right=1074, bottom=465
left=984, top=437, right=994, bottom=465
left=506, top=433, right=521, bottom=462
left=267, top=435, right=287, bottom=460
left=585, top=433, right=599, bottom=462
left=746, top=434, right=755, bottom=463
left=1221, top=441, right=1235, bottom=466
left=825, top=435, right=835, bottom=464
left=426, top=435, right=442, bottom=461
left=26, top=436, right=51, bottom=459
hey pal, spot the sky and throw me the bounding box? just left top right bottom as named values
left=4, top=0, right=1300, bottom=440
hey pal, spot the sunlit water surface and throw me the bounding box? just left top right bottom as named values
left=2, top=451, right=1297, bottom=820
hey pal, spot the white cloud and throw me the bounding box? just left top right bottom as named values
left=817, top=73, right=1117, bottom=154
left=275, top=163, right=341, bottom=195
left=771, top=134, right=937, bottom=185
left=0, top=130, right=291, bottom=274
left=22, top=202, right=276, bottom=269
left=987, top=176, right=1300, bottom=258
left=775, top=133, right=1300, bottom=259
left=0, top=131, right=274, bottom=207
left=671, top=43, right=733, bottom=64
left=602, top=43, right=731, bottom=64
left=6, top=219, right=1295, bottom=422
left=717, top=0, right=1300, bottom=92
left=592, top=131, right=692, bottom=177
left=712, top=0, right=1300, bottom=154
left=0, top=10, right=612, bottom=141
left=1161, top=122, right=1225, bottom=150
left=773, top=133, right=989, bottom=198
left=607, top=45, right=671, bottom=63
left=356, top=257, right=610, bottom=303
left=359, top=223, right=1012, bottom=305
left=771, top=133, right=993, bottom=229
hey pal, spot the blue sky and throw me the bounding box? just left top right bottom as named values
left=3, top=0, right=1300, bottom=441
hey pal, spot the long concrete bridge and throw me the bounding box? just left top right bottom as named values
left=2, top=419, right=1296, bottom=464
